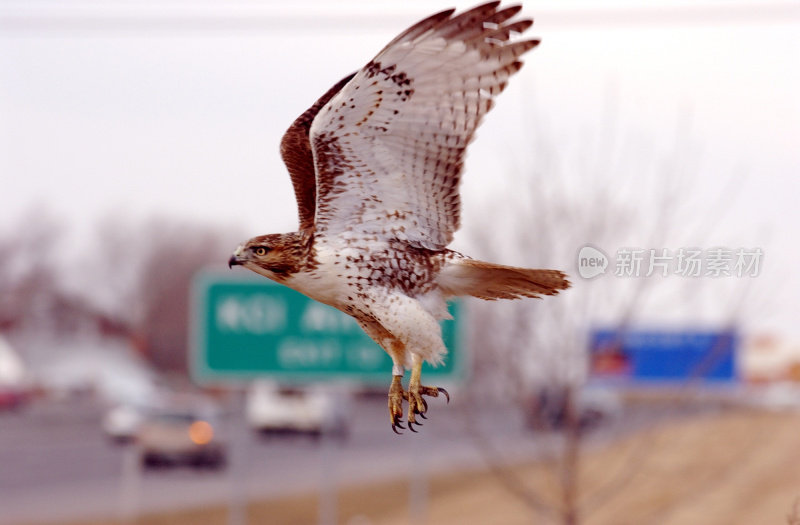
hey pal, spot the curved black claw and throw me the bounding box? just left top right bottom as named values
left=438, top=386, right=450, bottom=404
left=392, top=421, right=405, bottom=434
left=421, top=397, right=428, bottom=413
left=419, top=411, right=427, bottom=420
left=408, top=421, right=419, bottom=433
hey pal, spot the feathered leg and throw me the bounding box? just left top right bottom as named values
left=388, top=361, right=407, bottom=434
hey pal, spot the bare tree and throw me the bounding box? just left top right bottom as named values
left=0, top=209, right=244, bottom=376
left=459, top=102, right=761, bottom=524
left=0, top=208, right=63, bottom=335
left=85, top=214, right=244, bottom=373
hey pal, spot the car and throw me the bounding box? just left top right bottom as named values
left=0, top=386, right=29, bottom=412
left=246, top=381, right=349, bottom=440
left=0, top=337, right=29, bottom=412
left=137, top=409, right=226, bottom=469
left=525, top=385, right=622, bottom=432
left=102, top=404, right=144, bottom=444
left=746, top=383, right=800, bottom=412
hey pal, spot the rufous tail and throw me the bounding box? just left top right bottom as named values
left=437, top=259, right=570, bottom=301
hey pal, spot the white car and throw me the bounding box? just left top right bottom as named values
left=102, top=404, right=145, bottom=443
left=246, top=381, right=349, bottom=439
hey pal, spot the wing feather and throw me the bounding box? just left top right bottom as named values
left=279, top=73, right=356, bottom=232
left=309, top=3, right=538, bottom=249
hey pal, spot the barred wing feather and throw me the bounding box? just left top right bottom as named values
left=309, top=2, right=539, bottom=250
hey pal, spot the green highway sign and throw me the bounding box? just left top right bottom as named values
left=190, top=272, right=464, bottom=384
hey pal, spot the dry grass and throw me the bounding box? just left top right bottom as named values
left=61, top=409, right=800, bottom=525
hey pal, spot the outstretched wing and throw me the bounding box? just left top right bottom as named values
left=309, top=2, right=538, bottom=249
left=280, top=73, right=356, bottom=233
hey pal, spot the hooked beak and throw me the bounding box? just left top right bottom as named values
left=228, top=246, right=245, bottom=269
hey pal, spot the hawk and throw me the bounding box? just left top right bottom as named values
left=228, top=2, right=569, bottom=433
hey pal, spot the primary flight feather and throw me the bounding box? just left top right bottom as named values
left=229, top=2, right=569, bottom=433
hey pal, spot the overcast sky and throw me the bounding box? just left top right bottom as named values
left=2, top=1, right=799, bottom=336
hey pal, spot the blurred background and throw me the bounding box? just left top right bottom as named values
left=1, top=1, right=799, bottom=524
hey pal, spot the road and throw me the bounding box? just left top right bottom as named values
left=0, top=393, right=559, bottom=525
left=1, top=388, right=715, bottom=525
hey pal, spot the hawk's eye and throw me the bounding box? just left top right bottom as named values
left=254, top=247, right=269, bottom=256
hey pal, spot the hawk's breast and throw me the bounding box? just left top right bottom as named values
left=285, top=237, right=445, bottom=314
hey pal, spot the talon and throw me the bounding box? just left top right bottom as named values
left=438, top=387, right=450, bottom=404
left=388, top=374, right=407, bottom=434
left=388, top=371, right=451, bottom=433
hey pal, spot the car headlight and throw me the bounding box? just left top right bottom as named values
left=188, top=420, right=214, bottom=445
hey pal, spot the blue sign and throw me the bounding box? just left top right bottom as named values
left=589, top=329, right=737, bottom=382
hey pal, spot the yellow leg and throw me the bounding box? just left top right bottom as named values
left=405, top=354, right=449, bottom=432
left=388, top=374, right=406, bottom=434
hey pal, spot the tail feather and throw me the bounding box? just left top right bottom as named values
left=437, top=259, right=570, bottom=301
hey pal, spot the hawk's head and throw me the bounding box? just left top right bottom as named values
left=228, top=233, right=306, bottom=281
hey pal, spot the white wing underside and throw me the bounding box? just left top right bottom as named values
left=309, top=5, right=537, bottom=250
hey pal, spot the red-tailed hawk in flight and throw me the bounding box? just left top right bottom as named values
left=229, top=2, right=569, bottom=433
